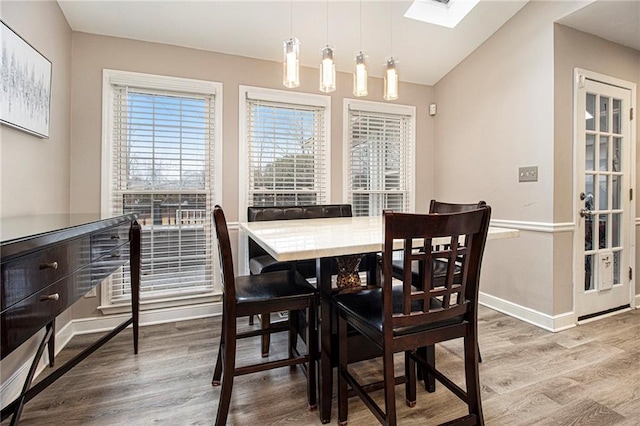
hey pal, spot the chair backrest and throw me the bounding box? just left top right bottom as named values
left=247, top=204, right=353, bottom=260
left=381, top=207, right=491, bottom=332
left=429, top=200, right=487, bottom=214
left=213, top=206, right=236, bottom=303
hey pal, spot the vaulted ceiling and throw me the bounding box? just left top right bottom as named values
left=57, top=0, right=639, bottom=87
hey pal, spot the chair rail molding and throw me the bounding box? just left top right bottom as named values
left=490, top=219, right=574, bottom=233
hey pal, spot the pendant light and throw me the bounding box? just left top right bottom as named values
left=283, top=0, right=300, bottom=88
left=383, top=57, right=398, bottom=100
left=319, top=0, right=336, bottom=93
left=353, top=0, right=368, bottom=97
left=384, top=0, right=398, bottom=101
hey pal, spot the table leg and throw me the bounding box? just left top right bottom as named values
left=316, top=257, right=333, bottom=424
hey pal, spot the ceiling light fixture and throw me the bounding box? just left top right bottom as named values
left=319, top=0, right=336, bottom=93
left=384, top=1, right=398, bottom=101
left=283, top=0, right=300, bottom=88
left=353, top=0, right=368, bottom=97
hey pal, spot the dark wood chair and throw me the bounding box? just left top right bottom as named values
left=391, top=200, right=487, bottom=392
left=211, top=206, right=318, bottom=426
left=246, top=204, right=355, bottom=357
left=334, top=206, right=491, bottom=426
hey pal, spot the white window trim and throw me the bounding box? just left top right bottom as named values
left=238, top=85, right=331, bottom=222
left=99, top=69, right=223, bottom=314
left=342, top=98, right=416, bottom=214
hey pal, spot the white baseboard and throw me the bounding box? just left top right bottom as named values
left=479, top=292, right=576, bottom=332
left=1, top=302, right=222, bottom=410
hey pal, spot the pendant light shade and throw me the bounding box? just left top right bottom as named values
left=384, top=57, right=398, bottom=101
left=353, top=51, right=368, bottom=97
left=319, top=45, right=336, bottom=93
left=283, top=38, right=300, bottom=88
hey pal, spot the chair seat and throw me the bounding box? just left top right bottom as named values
left=236, top=269, right=316, bottom=304
left=333, top=287, right=464, bottom=337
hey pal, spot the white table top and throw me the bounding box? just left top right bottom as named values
left=240, top=216, right=519, bottom=262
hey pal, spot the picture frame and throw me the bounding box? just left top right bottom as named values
left=0, top=20, right=52, bottom=138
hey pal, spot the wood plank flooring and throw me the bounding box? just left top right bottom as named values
left=4, top=306, right=640, bottom=425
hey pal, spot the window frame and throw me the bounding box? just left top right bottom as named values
left=238, top=85, right=331, bottom=221
left=342, top=98, right=416, bottom=216
left=100, top=69, right=223, bottom=314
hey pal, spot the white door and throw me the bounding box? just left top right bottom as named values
left=575, top=70, right=634, bottom=319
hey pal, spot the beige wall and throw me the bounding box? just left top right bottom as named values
left=70, top=32, right=434, bottom=218
left=434, top=1, right=574, bottom=316
left=433, top=1, right=591, bottom=318
left=1, top=0, right=72, bottom=217
left=435, top=1, right=639, bottom=320
left=0, top=0, right=73, bottom=401
left=69, top=32, right=434, bottom=317
left=553, top=24, right=640, bottom=300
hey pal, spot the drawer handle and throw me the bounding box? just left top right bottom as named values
left=40, top=293, right=60, bottom=301
left=111, top=252, right=121, bottom=258
left=110, top=235, right=120, bottom=240
left=39, top=262, right=59, bottom=270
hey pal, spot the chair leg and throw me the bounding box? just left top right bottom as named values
left=306, top=301, right=318, bottom=409
left=404, top=351, right=416, bottom=407
left=417, top=346, right=436, bottom=392
left=337, top=312, right=349, bottom=425
left=212, top=307, right=227, bottom=386
left=261, top=313, right=271, bottom=357
left=215, top=316, right=237, bottom=426
left=464, top=334, right=484, bottom=424
left=382, top=345, right=397, bottom=426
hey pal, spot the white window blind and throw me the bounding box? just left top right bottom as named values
left=346, top=104, right=414, bottom=216
left=245, top=94, right=328, bottom=207
left=109, top=84, right=216, bottom=303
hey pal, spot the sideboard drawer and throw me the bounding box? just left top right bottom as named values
left=0, top=278, right=70, bottom=359
left=91, top=242, right=130, bottom=285
left=1, top=237, right=90, bottom=312
left=91, top=223, right=130, bottom=261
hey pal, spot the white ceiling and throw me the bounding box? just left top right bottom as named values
left=557, top=0, right=640, bottom=53
left=57, top=0, right=639, bottom=87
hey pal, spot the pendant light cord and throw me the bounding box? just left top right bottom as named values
left=326, top=0, right=329, bottom=44
left=359, top=0, right=362, bottom=49
left=290, top=0, right=293, bottom=37
left=390, top=0, right=393, bottom=56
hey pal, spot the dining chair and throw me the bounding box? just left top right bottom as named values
left=246, top=204, right=355, bottom=357
left=390, top=200, right=487, bottom=392
left=211, top=206, right=318, bottom=426
left=334, top=206, right=491, bottom=426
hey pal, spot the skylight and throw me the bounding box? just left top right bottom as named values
left=404, top=0, right=481, bottom=29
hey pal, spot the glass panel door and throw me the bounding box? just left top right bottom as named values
left=576, top=74, right=632, bottom=319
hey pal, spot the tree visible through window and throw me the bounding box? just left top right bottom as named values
left=106, top=75, right=220, bottom=305
left=242, top=88, right=330, bottom=211
left=346, top=100, right=414, bottom=216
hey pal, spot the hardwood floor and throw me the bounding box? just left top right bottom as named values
left=5, top=306, right=640, bottom=425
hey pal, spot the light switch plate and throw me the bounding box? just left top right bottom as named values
left=519, top=166, right=538, bottom=182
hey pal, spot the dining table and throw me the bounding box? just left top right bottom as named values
left=238, top=215, right=519, bottom=423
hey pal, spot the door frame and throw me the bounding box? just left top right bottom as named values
left=572, top=68, right=637, bottom=323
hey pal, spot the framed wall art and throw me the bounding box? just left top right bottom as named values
left=0, top=20, right=52, bottom=138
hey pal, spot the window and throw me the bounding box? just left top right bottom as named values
left=239, top=86, right=331, bottom=219
left=344, top=99, right=415, bottom=216
left=101, top=70, right=222, bottom=311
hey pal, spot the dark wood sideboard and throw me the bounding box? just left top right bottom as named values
left=0, top=214, right=141, bottom=425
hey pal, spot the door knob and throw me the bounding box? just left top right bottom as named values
left=579, top=208, right=594, bottom=218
